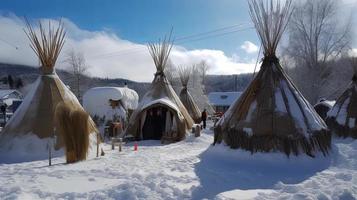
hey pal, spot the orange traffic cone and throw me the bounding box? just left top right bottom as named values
left=134, top=142, right=138, bottom=151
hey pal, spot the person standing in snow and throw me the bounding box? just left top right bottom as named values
left=201, top=109, right=207, bottom=129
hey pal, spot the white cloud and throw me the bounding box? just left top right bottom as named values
left=0, top=15, right=256, bottom=82
left=342, top=0, right=357, bottom=4
left=240, top=41, right=259, bottom=54
left=350, top=48, right=357, bottom=57
left=170, top=48, right=256, bottom=75
left=340, top=0, right=357, bottom=47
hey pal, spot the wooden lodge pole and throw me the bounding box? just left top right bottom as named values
left=48, top=139, right=52, bottom=166
left=119, top=138, right=122, bottom=152
left=96, top=132, right=99, bottom=157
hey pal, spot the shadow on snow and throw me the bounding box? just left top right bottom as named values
left=191, top=144, right=333, bottom=199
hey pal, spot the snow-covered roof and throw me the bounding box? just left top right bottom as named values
left=0, top=90, right=22, bottom=99
left=141, top=98, right=184, bottom=120
left=142, top=98, right=178, bottom=111
left=208, top=92, right=242, bottom=106
left=83, top=87, right=139, bottom=117
left=314, top=100, right=335, bottom=109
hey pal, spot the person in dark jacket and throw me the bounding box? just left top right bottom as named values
left=201, top=109, right=207, bottom=129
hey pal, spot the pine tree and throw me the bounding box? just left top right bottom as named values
left=7, top=75, right=14, bottom=89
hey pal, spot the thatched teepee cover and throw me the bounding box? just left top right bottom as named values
left=214, top=0, right=331, bottom=157
left=125, top=36, right=194, bottom=141
left=55, top=101, right=91, bottom=163
left=178, top=66, right=202, bottom=123
left=326, top=57, right=357, bottom=138
left=0, top=20, right=97, bottom=152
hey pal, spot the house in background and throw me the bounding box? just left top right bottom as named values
left=0, top=90, right=23, bottom=127
left=208, top=92, right=242, bottom=113
left=0, top=90, right=23, bottom=110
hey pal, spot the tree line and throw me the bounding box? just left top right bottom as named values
left=0, top=75, right=24, bottom=90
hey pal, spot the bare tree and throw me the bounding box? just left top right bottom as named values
left=164, top=60, right=179, bottom=86
left=285, top=0, right=351, bottom=103
left=189, top=62, right=215, bottom=114
left=197, top=61, right=210, bottom=86
left=65, top=49, right=88, bottom=101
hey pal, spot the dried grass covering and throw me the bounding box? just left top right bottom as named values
left=24, top=19, right=66, bottom=74
left=214, top=58, right=331, bottom=157
left=55, top=101, right=90, bottom=163
left=215, top=126, right=331, bottom=157
left=125, top=33, right=194, bottom=141
left=178, top=65, right=202, bottom=123
left=214, top=0, right=331, bottom=157
left=326, top=58, right=357, bottom=138
left=326, top=118, right=357, bottom=138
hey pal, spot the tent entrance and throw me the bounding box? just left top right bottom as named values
left=141, top=106, right=175, bottom=140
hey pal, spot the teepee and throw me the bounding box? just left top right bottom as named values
left=178, top=66, right=202, bottom=123
left=326, top=57, right=357, bottom=138
left=0, top=20, right=97, bottom=155
left=214, top=0, right=331, bottom=157
left=125, top=36, right=194, bottom=142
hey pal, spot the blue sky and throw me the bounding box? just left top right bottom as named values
left=0, top=0, right=256, bottom=56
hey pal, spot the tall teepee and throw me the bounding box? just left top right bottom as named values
left=214, top=0, right=331, bottom=157
left=125, top=35, right=194, bottom=142
left=0, top=20, right=97, bottom=156
left=326, top=57, right=357, bottom=138
left=178, top=66, right=202, bottom=123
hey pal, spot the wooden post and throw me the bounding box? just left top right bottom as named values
left=101, top=148, right=105, bottom=156
left=114, top=125, right=117, bottom=138
left=96, top=132, right=99, bottom=157
left=3, top=113, right=5, bottom=125
left=195, top=125, right=201, bottom=137
left=1, top=104, right=7, bottom=126
left=111, top=138, right=115, bottom=150
left=119, top=138, right=122, bottom=152
left=48, top=139, right=52, bottom=166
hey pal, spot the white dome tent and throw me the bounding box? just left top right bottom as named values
left=83, top=86, right=139, bottom=120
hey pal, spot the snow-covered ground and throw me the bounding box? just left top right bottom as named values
left=0, top=123, right=357, bottom=200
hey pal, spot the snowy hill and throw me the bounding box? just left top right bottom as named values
left=0, top=63, right=150, bottom=99
left=0, top=122, right=356, bottom=199
left=0, top=63, right=253, bottom=99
